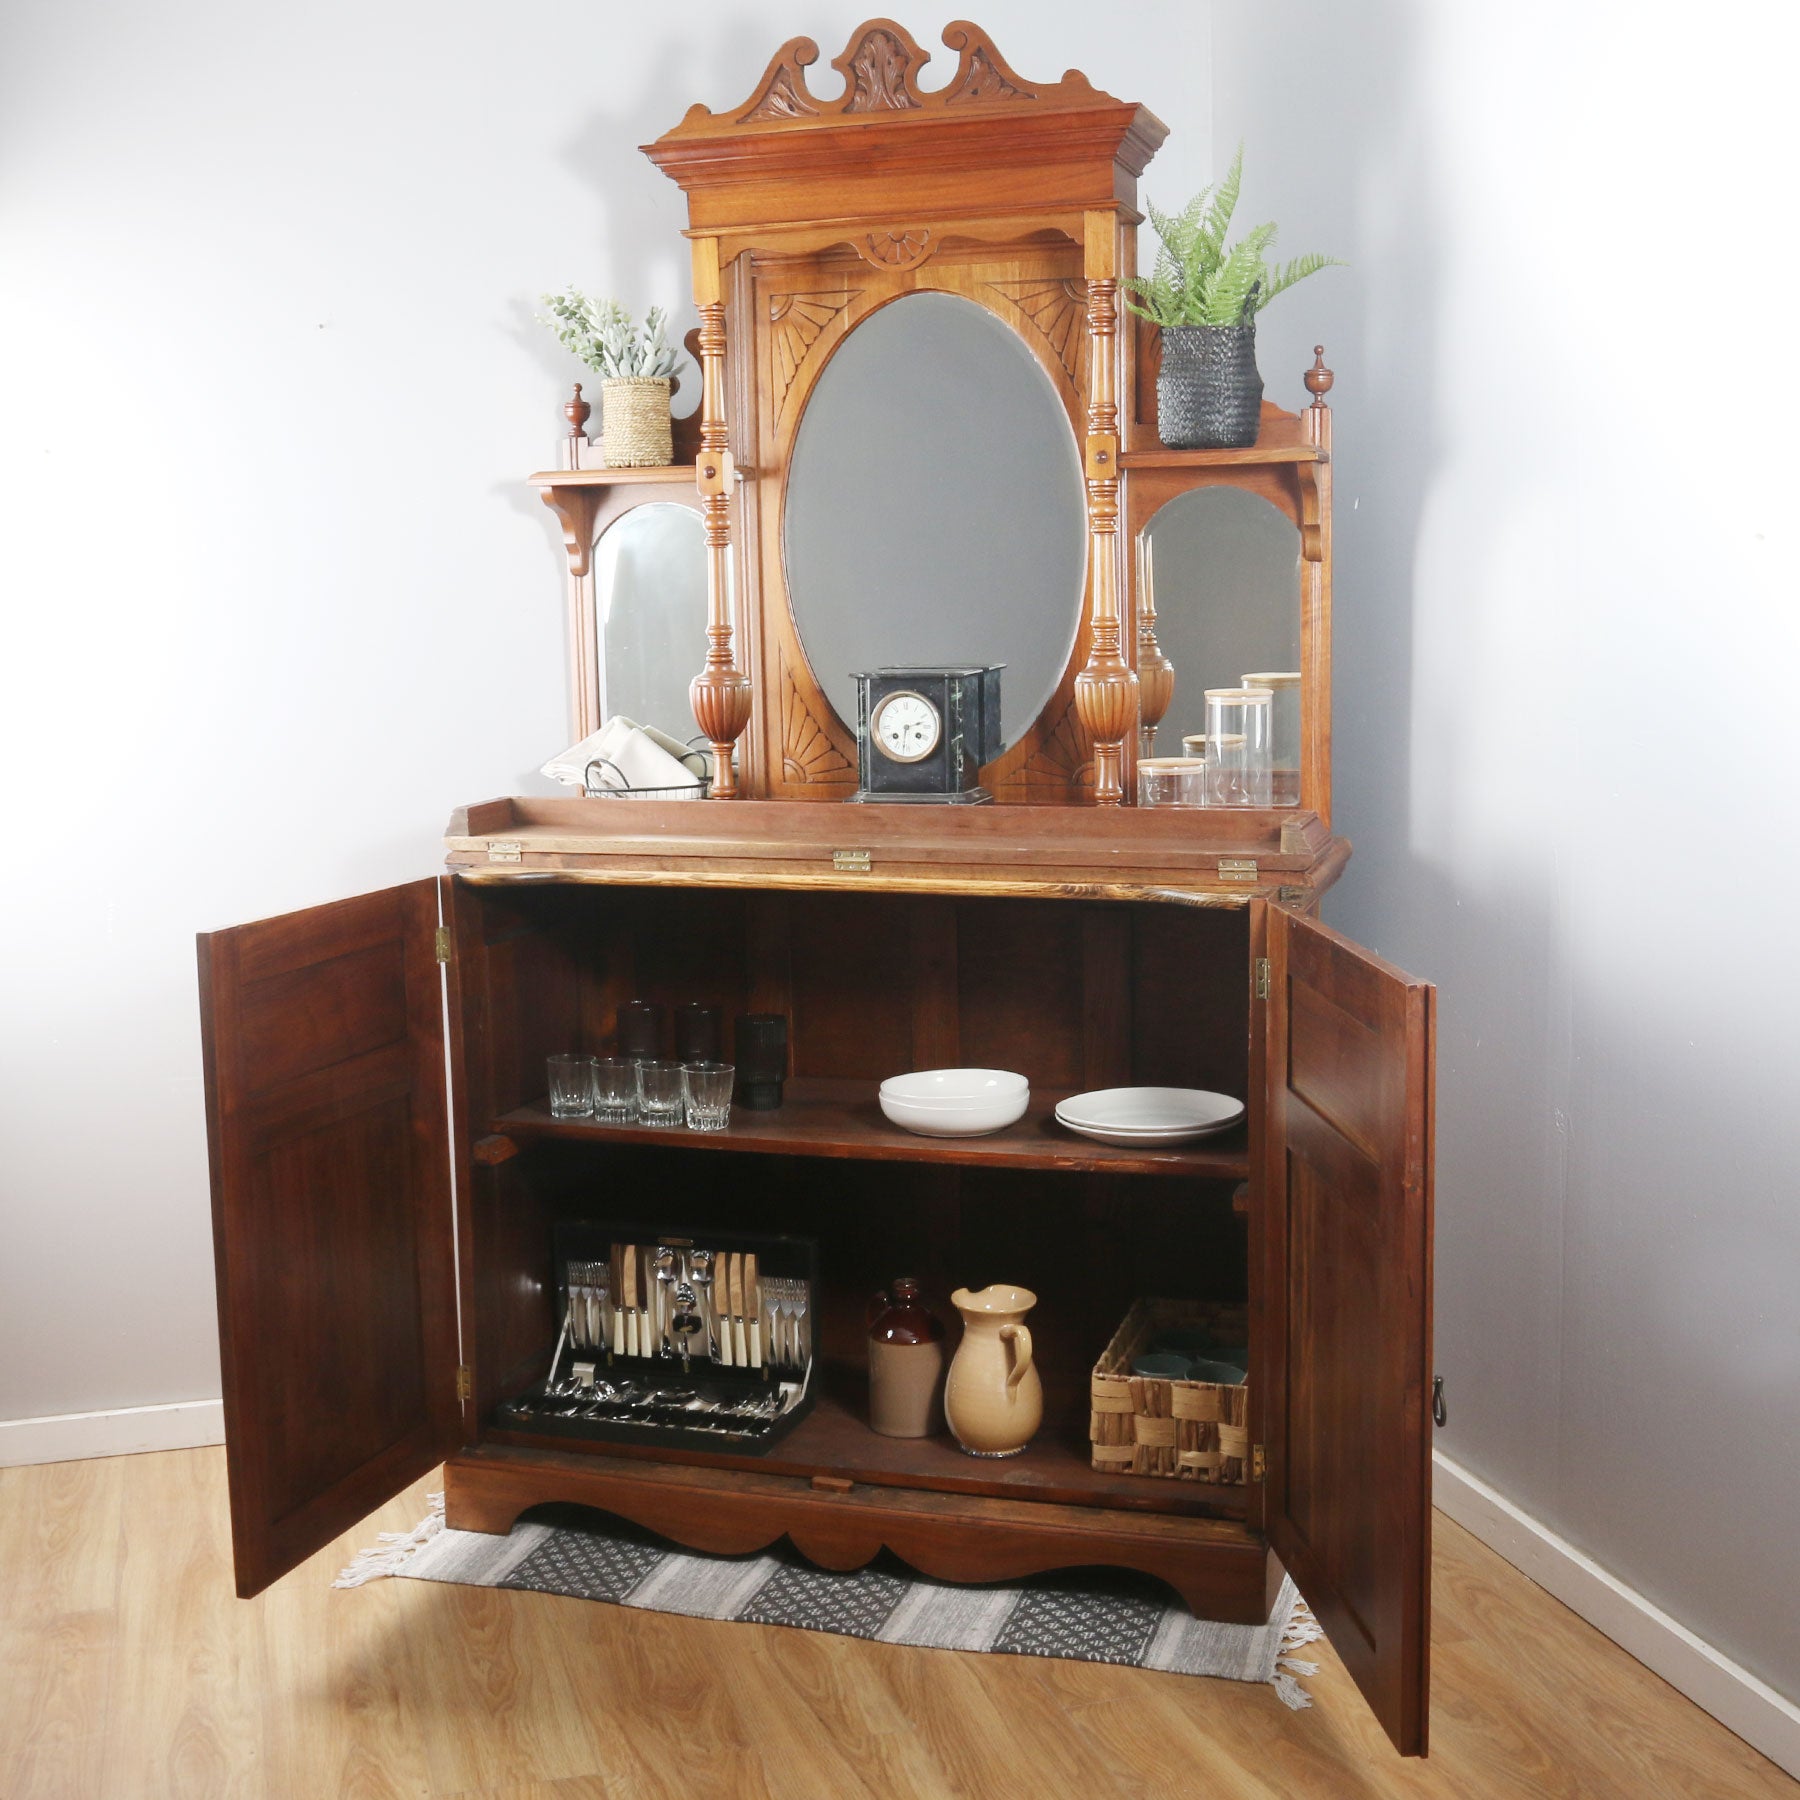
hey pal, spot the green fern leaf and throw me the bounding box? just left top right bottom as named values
left=1255, top=252, right=1345, bottom=311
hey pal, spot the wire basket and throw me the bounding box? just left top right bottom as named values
left=582, top=756, right=711, bottom=801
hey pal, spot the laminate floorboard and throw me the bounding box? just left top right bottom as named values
left=0, top=1448, right=1790, bottom=1798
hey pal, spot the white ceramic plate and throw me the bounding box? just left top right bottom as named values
left=1054, top=1087, right=1244, bottom=1146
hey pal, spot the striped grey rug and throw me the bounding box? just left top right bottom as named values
left=338, top=1497, right=1321, bottom=1709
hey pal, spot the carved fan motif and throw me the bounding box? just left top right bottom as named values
left=840, top=25, right=925, bottom=112
left=945, top=43, right=1033, bottom=103
left=986, top=279, right=1088, bottom=388
left=859, top=230, right=934, bottom=271
left=768, top=292, right=858, bottom=426
left=741, top=67, right=821, bottom=123
left=1013, top=696, right=1094, bottom=792
left=780, top=652, right=854, bottom=784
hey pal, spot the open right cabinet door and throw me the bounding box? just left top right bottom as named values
left=1258, top=902, right=1436, bottom=1755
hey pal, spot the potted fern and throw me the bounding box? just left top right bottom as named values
left=540, top=290, right=685, bottom=467
left=1122, top=148, right=1340, bottom=449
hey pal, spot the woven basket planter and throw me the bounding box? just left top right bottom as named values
left=1090, top=1297, right=1249, bottom=1484
left=601, top=376, right=673, bottom=468
left=1157, top=323, right=1264, bottom=450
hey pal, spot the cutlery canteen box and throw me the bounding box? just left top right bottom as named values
left=493, top=1221, right=820, bottom=1456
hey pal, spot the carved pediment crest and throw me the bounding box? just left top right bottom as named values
left=682, top=19, right=1101, bottom=137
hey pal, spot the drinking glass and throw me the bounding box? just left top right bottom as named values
left=635, top=1059, right=684, bottom=1128
left=682, top=1061, right=735, bottom=1132
left=591, top=1056, right=638, bottom=1125
left=546, top=1053, right=597, bottom=1119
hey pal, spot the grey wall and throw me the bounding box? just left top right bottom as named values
left=1210, top=0, right=1800, bottom=1702
left=0, top=7, right=1203, bottom=1424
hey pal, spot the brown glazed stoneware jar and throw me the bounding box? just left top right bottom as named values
left=944, top=1284, right=1042, bottom=1457
left=867, top=1277, right=946, bottom=1438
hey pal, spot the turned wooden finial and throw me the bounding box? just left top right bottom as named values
left=564, top=382, right=593, bottom=440
left=1304, top=346, right=1334, bottom=408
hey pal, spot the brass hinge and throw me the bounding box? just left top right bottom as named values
left=456, top=1365, right=473, bottom=1402
left=1218, top=858, right=1258, bottom=883
left=1277, top=885, right=1309, bottom=906
left=1251, top=1444, right=1266, bottom=1481
left=1255, top=957, right=1270, bottom=1000
left=486, top=840, right=522, bottom=864
left=833, top=848, right=873, bottom=873
left=434, top=927, right=452, bottom=964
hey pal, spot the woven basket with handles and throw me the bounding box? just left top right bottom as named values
left=601, top=376, right=673, bottom=468
left=1090, top=1297, right=1249, bottom=1484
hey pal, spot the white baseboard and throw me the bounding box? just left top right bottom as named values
left=0, top=1398, right=225, bottom=1468
left=1434, top=1451, right=1800, bottom=1779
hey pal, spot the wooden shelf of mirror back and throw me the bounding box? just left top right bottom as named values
left=196, top=19, right=1435, bottom=1766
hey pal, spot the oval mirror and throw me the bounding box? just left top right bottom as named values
left=784, top=291, right=1087, bottom=756
left=1139, top=486, right=1301, bottom=781
left=593, top=503, right=707, bottom=743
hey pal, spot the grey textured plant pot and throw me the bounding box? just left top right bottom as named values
left=1158, top=323, right=1264, bottom=450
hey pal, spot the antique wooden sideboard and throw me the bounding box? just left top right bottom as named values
left=200, top=22, right=1435, bottom=1759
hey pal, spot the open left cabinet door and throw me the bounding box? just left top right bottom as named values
left=1259, top=904, right=1435, bottom=1755
left=198, top=879, right=463, bottom=1597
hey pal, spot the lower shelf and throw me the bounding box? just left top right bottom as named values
left=488, top=1380, right=1247, bottom=1520
left=445, top=1443, right=1274, bottom=1622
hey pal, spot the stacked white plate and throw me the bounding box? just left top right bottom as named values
left=879, top=1069, right=1030, bottom=1138
left=1053, top=1087, right=1244, bottom=1146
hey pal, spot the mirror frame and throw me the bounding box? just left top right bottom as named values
left=645, top=19, right=1165, bottom=804
left=635, top=18, right=1334, bottom=819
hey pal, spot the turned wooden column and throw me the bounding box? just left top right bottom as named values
left=1134, top=535, right=1175, bottom=755
left=1302, top=345, right=1334, bottom=828
left=1073, top=210, right=1137, bottom=805
left=689, top=237, right=752, bottom=798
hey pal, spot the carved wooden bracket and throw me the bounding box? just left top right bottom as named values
left=537, top=484, right=603, bottom=579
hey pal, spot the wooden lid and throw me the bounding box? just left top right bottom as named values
left=1240, top=671, right=1300, bottom=688
left=1203, top=687, right=1274, bottom=704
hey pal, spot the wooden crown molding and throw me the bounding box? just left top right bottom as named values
left=643, top=20, right=1168, bottom=233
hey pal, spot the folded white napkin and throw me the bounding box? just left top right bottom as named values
left=541, top=717, right=710, bottom=797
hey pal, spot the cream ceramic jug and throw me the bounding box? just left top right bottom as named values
left=944, top=1284, right=1042, bottom=1457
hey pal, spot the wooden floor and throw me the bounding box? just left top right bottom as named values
left=1, top=1449, right=1791, bottom=1799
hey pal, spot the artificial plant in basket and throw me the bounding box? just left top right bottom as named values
left=540, top=290, right=686, bottom=468
left=1122, top=148, right=1341, bottom=450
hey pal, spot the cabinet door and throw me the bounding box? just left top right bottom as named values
left=1258, top=903, right=1435, bottom=1756
left=198, top=879, right=462, bottom=1597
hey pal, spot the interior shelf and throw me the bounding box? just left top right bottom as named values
left=490, top=1375, right=1247, bottom=1521
left=527, top=464, right=699, bottom=488
left=1119, top=443, right=1326, bottom=468
left=492, top=1076, right=1251, bottom=1180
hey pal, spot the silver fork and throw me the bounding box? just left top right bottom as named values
left=790, top=1279, right=810, bottom=1373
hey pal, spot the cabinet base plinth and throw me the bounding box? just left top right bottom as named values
left=444, top=1446, right=1272, bottom=1623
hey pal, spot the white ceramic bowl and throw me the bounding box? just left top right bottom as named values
left=879, top=1069, right=1030, bottom=1137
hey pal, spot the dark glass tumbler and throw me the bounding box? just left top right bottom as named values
left=616, top=1000, right=666, bottom=1062
left=733, top=1012, right=789, bottom=1111
left=674, top=1002, right=723, bottom=1065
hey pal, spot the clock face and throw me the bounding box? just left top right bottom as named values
left=870, top=690, right=942, bottom=763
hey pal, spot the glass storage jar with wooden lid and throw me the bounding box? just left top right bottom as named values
left=1241, top=671, right=1301, bottom=805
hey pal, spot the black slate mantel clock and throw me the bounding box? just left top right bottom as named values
left=849, top=666, right=1003, bottom=804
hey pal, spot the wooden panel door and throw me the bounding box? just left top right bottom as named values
left=1257, top=903, right=1435, bottom=1755
left=198, top=880, right=463, bottom=1597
